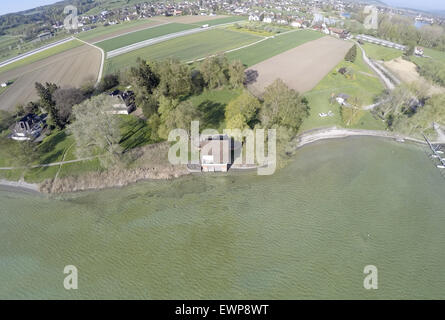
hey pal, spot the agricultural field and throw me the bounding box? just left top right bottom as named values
left=0, top=44, right=101, bottom=112
left=361, top=42, right=403, bottom=61
left=300, top=47, right=386, bottom=132
left=0, top=39, right=82, bottom=75
left=225, top=30, right=323, bottom=67
left=76, top=19, right=164, bottom=43
left=96, top=23, right=197, bottom=52
left=246, top=36, right=354, bottom=95
left=153, top=15, right=228, bottom=24
left=105, top=28, right=259, bottom=75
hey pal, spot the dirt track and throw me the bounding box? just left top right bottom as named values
left=0, top=44, right=101, bottom=112
left=246, top=36, right=353, bottom=95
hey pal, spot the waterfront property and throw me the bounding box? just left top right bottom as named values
left=108, top=90, right=136, bottom=115
left=199, top=134, right=232, bottom=172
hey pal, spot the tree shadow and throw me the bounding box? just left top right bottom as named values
left=198, top=100, right=225, bottom=128
left=245, top=69, right=259, bottom=85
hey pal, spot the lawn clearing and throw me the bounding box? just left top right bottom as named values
left=96, top=23, right=197, bottom=52
left=225, top=29, right=323, bottom=67
left=362, top=42, right=403, bottom=61
left=105, top=29, right=259, bottom=75
left=300, top=48, right=386, bottom=132
left=187, top=87, right=243, bottom=130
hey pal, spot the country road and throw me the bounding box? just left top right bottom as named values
left=355, top=41, right=395, bottom=91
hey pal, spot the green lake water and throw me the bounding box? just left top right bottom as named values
left=1, top=137, right=445, bottom=299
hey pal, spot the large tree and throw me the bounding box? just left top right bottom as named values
left=68, top=95, right=123, bottom=167
left=228, top=59, right=246, bottom=88
left=53, top=87, right=85, bottom=128
left=260, top=79, right=309, bottom=133
left=225, top=91, right=260, bottom=129
left=154, top=59, right=192, bottom=98
left=200, top=55, right=229, bottom=89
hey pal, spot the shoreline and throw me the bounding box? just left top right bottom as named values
left=295, top=127, right=432, bottom=149
left=0, top=128, right=439, bottom=194
left=0, top=179, right=40, bottom=193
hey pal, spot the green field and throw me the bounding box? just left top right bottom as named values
left=96, top=23, right=197, bottom=52
left=105, top=29, right=259, bottom=74
left=76, top=19, right=159, bottom=42
left=362, top=42, right=403, bottom=61
left=0, top=39, right=82, bottom=75
left=300, top=50, right=386, bottom=132
left=225, top=30, right=323, bottom=67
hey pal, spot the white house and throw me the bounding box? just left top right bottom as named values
left=414, top=46, right=424, bottom=56
left=249, top=14, right=260, bottom=22
left=291, top=21, right=302, bottom=28
left=263, top=17, right=273, bottom=24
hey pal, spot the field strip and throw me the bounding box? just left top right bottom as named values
left=0, top=37, right=75, bottom=69
left=89, top=22, right=172, bottom=45
left=186, top=29, right=300, bottom=64
left=76, top=38, right=105, bottom=86
left=106, top=21, right=245, bottom=59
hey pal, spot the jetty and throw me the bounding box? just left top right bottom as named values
left=423, top=134, right=445, bottom=169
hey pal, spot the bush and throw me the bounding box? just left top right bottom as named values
left=345, top=45, right=357, bottom=63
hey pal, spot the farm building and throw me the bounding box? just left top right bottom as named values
left=10, top=114, right=46, bottom=141
left=330, top=28, right=351, bottom=39
left=199, top=135, right=232, bottom=173
left=355, top=35, right=406, bottom=51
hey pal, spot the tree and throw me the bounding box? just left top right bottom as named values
left=35, top=82, right=60, bottom=128
left=68, top=95, right=123, bottom=167
left=130, top=58, right=159, bottom=94
left=53, top=87, right=85, bottom=128
left=228, top=59, right=246, bottom=88
left=225, top=91, right=260, bottom=129
left=345, top=45, right=357, bottom=63
left=154, top=59, right=192, bottom=98
left=200, top=55, right=229, bottom=89
left=96, top=74, right=119, bottom=93
left=260, top=79, right=309, bottom=133
left=157, top=97, right=201, bottom=139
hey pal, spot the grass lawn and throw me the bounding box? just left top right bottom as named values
left=0, top=39, right=82, bottom=75
left=96, top=23, right=197, bottom=52
left=105, top=28, right=259, bottom=74
left=225, top=29, right=323, bottom=67
left=119, top=115, right=153, bottom=152
left=362, top=42, right=403, bottom=61
left=187, top=87, right=243, bottom=130
left=75, top=19, right=159, bottom=42
left=300, top=51, right=386, bottom=132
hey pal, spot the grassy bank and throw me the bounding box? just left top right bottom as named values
left=361, top=42, right=403, bottom=61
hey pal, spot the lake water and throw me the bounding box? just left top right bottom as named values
left=1, top=137, right=445, bottom=299
left=414, top=21, right=431, bottom=29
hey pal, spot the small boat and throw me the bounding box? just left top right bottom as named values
left=432, top=155, right=440, bottom=158
left=437, top=151, right=444, bottom=154
left=437, top=165, right=445, bottom=169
